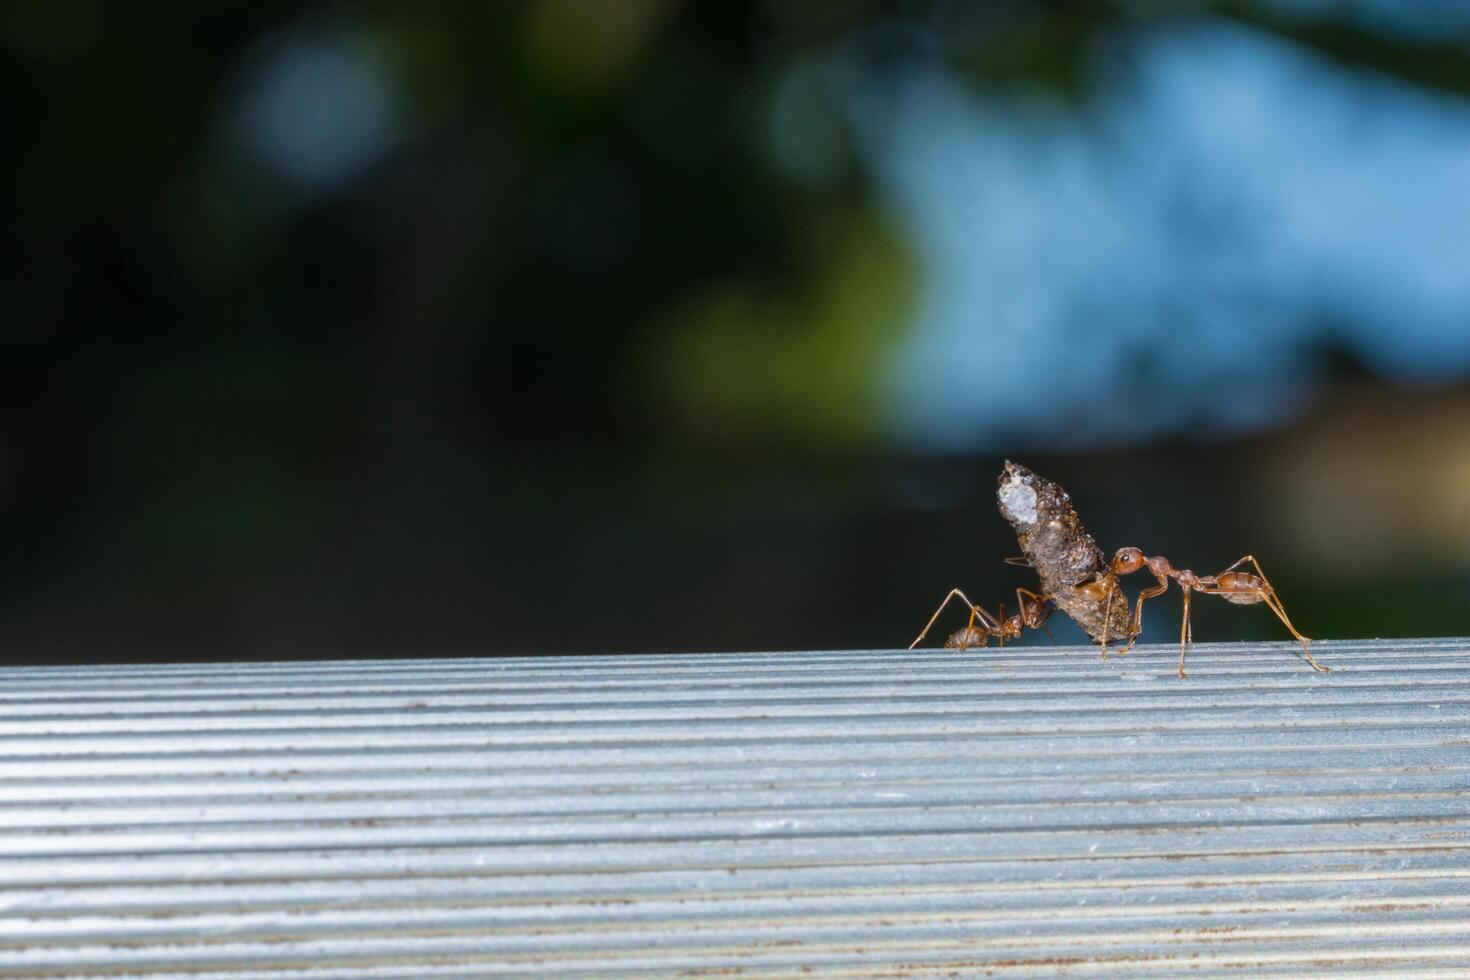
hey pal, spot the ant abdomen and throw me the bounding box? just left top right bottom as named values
left=946, top=626, right=990, bottom=650
left=1214, top=571, right=1268, bottom=605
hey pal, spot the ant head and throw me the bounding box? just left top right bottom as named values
left=1002, top=616, right=1024, bottom=640
left=1112, top=547, right=1145, bottom=575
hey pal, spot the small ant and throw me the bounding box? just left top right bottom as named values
left=1089, top=549, right=1328, bottom=678
left=908, top=587, right=1054, bottom=652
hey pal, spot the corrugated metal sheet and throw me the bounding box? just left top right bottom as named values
left=1, top=639, right=1469, bottom=977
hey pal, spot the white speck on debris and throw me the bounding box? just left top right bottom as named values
left=998, top=476, right=1038, bottom=525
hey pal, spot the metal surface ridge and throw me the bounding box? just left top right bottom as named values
left=2, top=639, right=1469, bottom=976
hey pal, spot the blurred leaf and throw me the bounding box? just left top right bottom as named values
left=646, top=208, right=915, bottom=448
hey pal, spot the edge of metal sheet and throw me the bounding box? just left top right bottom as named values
left=2, top=638, right=1470, bottom=976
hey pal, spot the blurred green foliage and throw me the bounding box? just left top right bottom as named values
left=2, top=0, right=1469, bottom=661
left=649, top=209, right=914, bottom=448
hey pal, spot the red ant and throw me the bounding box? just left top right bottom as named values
left=908, top=587, right=1054, bottom=652
left=922, top=462, right=1328, bottom=679
left=1090, top=549, right=1327, bottom=678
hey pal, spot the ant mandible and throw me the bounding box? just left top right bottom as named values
left=1085, top=549, right=1329, bottom=678
left=908, top=587, right=1054, bottom=652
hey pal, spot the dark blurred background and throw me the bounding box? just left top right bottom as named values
left=4, top=1, right=1470, bottom=664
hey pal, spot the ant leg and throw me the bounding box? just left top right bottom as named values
left=996, top=603, right=1008, bottom=648
left=1198, top=583, right=1329, bottom=674
left=1214, top=554, right=1255, bottom=577
left=1260, top=593, right=1327, bottom=671
left=1178, top=589, right=1193, bottom=679
left=1216, top=554, right=1306, bottom=644
left=1243, top=556, right=1313, bottom=646
left=1100, top=577, right=1115, bottom=660
left=908, top=589, right=997, bottom=650
left=1250, top=592, right=1324, bottom=671
left=1207, top=555, right=1326, bottom=673
left=1004, top=556, right=1033, bottom=568
left=1122, top=576, right=1169, bottom=654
